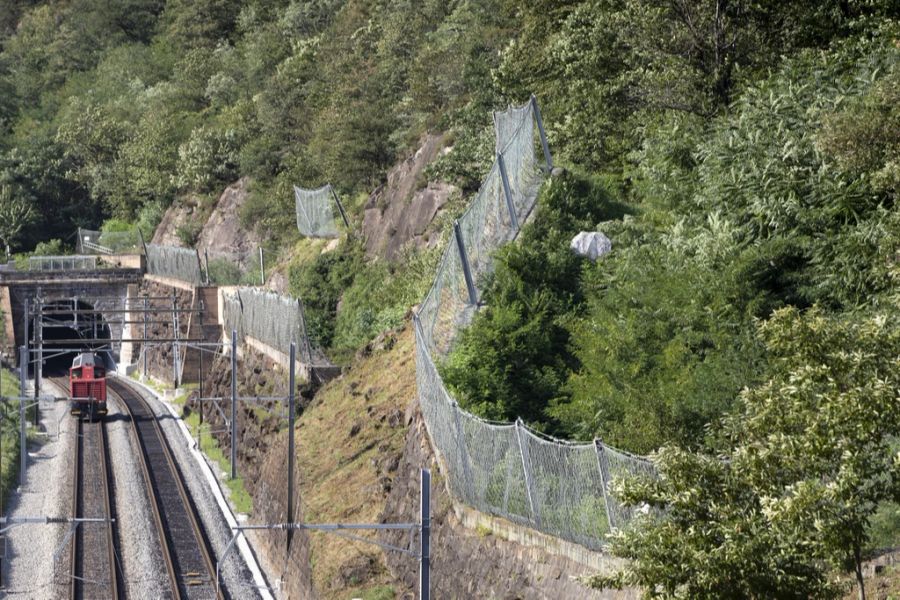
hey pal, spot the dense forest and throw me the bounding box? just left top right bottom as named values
left=0, top=0, right=897, bottom=597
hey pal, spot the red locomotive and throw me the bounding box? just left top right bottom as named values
left=70, top=352, right=107, bottom=419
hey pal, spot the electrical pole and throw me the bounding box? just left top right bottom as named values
left=230, top=329, right=237, bottom=480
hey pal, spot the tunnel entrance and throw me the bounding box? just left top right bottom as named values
left=33, top=298, right=114, bottom=376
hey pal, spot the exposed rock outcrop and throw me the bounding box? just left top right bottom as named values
left=151, top=201, right=198, bottom=247
left=363, top=134, right=457, bottom=260
left=195, top=177, right=260, bottom=257
left=152, top=178, right=260, bottom=261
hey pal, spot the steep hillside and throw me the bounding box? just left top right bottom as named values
left=2, top=1, right=898, bottom=598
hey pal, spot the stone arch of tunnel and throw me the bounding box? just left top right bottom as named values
left=33, top=298, right=115, bottom=376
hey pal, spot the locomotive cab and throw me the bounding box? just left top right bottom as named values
left=70, top=352, right=108, bottom=419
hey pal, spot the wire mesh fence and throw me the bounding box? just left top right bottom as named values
left=28, top=255, right=98, bottom=271
left=145, top=243, right=203, bottom=285
left=201, top=248, right=263, bottom=286
left=222, top=287, right=331, bottom=366
left=413, top=96, right=654, bottom=550
left=76, top=228, right=142, bottom=255
left=294, top=184, right=346, bottom=238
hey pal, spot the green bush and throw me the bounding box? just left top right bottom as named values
left=206, top=257, right=242, bottom=285
left=288, top=239, right=365, bottom=352
left=440, top=170, right=630, bottom=433
left=32, top=238, right=65, bottom=256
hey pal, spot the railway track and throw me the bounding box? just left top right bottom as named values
left=52, top=375, right=121, bottom=600
left=70, top=416, right=121, bottom=599
left=107, top=377, right=222, bottom=600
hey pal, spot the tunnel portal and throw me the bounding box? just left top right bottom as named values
left=37, top=298, right=114, bottom=376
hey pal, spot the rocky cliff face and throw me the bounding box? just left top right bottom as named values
left=362, top=134, right=458, bottom=260
left=195, top=177, right=260, bottom=258
left=152, top=178, right=260, bottom=257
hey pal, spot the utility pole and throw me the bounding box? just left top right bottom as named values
left=142, top=295, right=148, bottom=380
left=230, top=329, right=237, bottom=480
left=33, top=295, right=41, bottom=426
left=18, top=346, right=26, bottom=489
left=287, top=342, right=296, bottom=551
left=172, top=293, right=179, bottom=388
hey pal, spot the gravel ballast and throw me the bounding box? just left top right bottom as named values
left=117, top=376, right=269, bottom=599
left=104, top=390, right=169, bottom=597
left=2, top=376, right=271, bottom=599
left=0, top=388, right=73, bottom=598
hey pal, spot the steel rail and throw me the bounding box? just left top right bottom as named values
left=109, top=377, right=222, bottom=600
left=62, top=377, right=120, bottom=600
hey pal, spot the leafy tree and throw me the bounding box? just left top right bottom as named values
left=31, top=238, right=63, bottom=255
left=288, top=239, right=365, bottom=350
left=561, top=229, right=767, bottom=453
left=160, top=0, right=241, bottom=49
left=693, top=33, right=899, bottom=308
left=0, top=184, right=36, bottom=259
left=591, top=303, right=900, bottom=599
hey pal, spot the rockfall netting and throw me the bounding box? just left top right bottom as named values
left=145, top=243, right=203, bottom=285
left=414, top=97, right=654, bottom=550
left=201, top=248, right=263, bottom=286
left=28, top=255, right=97, bottom=271
left=76, top=228, right=142, bottom=254
left=295, top=184, right=342, bottom=238
left=222, top=287, right=330, bottom=366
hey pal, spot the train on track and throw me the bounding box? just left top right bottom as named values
left=69, top=352, right=107, bottom=419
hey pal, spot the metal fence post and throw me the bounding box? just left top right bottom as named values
left=194, top=249, right=203, bottom=287
left=138, top=228, right=148, bottom=258
left=594, top=440, right=614, bottom=532
left=420, top=468, right=430, bottom=600
left=497, top=153, right=520, bottom=232
left=330, top=186, right=351, bottom=230
left=259, top=247, right=265, bottom=286
left=230, top=329, right=237, bottom=481
left=287, top=342, right=296, bottom=551
left=172, top=293, right=179, bottom=389
left=514, top=418, right=540, bottom=526
left=530, top=94, right=553, bottom=172
left=452, top=221, right=478, bottom=305
left=142, top=296, right=148, bottom=380
left=204, top=249, right=211, bottom=285
left=18, top=346, right=26, bottom=489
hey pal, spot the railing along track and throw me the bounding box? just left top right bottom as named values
left=108, top=377, right=221, bottom=600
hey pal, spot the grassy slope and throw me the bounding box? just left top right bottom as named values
left=296, top=323, right=416, bottom=598
left=0, top=367, right=22, bottom=503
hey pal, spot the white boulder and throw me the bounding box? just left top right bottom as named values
left=570, top=231, right=612, bottom=261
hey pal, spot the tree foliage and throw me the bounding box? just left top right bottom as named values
left=591, top=302, right=900, bottom=598
left=440, top=170, right=630, bottom=431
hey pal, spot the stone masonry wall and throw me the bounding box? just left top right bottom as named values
left=253, top=433, right=317, bottom=599
left=185, top=344, right=310, bottom=500
left=138, top=280, right=193, bottom=384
